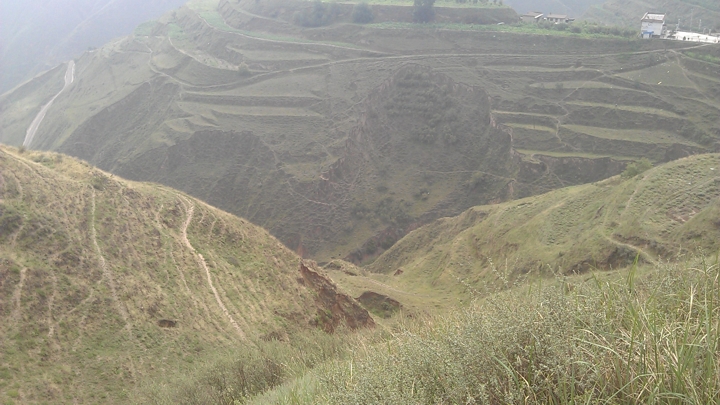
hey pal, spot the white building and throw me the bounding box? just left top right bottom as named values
left=641, top=12, right=666, bottom=38
left=520, top=11, right=543, bottom=24
left=545, top=14, right=569, bottom=23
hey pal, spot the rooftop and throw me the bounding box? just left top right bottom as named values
left=642, top=12, right=666, bottom=22
left=546, top=14, right=568, bottom=19
left=522, top=11, right=543, bottom=18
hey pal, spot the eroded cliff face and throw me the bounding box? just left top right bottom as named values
left=298, top=262, right=375, bottom=333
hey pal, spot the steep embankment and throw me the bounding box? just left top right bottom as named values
left=0, top=0, right=717, bottom=263
left=367, top=154, right=720, bottom=297
left=0, top=146, right=371, bottom=404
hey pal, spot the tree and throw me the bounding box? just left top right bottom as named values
left=294, top=0, right=338, bottom=27
left=413, top=0, right=435, bottom=23
left=621, top=158, right=653, bottom=179
left=352, top=2, right=374, bottom=24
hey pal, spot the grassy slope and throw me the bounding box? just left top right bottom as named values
left=0, top=146, right=367, bottom=404
left=130, top=158, right=720, bottom=405
left=313, top=256, right=720, bottom=404
left=156, top=255, right=720, bottom=404
left=363, top=154, right=720, bottom=301
left=0, top=0, right=718, bottom=264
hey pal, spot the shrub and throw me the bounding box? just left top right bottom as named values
left=621, top=157, right=653, bottom=179
left=237, top=62, right=250, bottom=76
left=352, top=2, right=374, bottom=24
left=413, top=0, right=435, bottom=23
left=294, top=0, right=338, bottom=27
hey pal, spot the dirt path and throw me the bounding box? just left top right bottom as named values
left=47, top=269, right=58, bottom=339
left=11, top=267, right=27, bottom=326
left=358, top=276, right=419, bottom=297
left=90, top=189, right=130, bottom=325
left=179, top=196, right=246, bottom=338
left=599, top=178, right=658, bottom=266
left=23, top=60, right=75, bottom=148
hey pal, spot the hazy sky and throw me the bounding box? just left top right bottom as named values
left=0, top=0, right=186, bottom=92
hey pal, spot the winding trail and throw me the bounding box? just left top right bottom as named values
left=23, top=60, right=75, bottom=148
left=179, top=196, right=245, bottom=338
left=90, top=189, right=129, bottom=325
left=11, top=267, right=27, bottom=326
left=358, top=276, right=419, bottom=297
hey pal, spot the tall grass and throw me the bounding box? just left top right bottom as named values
left=144, top=257, right=720, bottom=404
left=318, top=257, right=720, bottom=403
left=137, top=329, right=381, bottom=405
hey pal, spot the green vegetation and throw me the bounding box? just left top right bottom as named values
left=319, top=257, right=720, bottom=404
left=0, top=146, right=369, bottom=404
left=141, top=329, right=376, bottom=404
left=621, top=157, right=653, bottom=178
left=143, top=255, right=720, bottom=404
left=368, top=154, right=720, bottom=296
left=679, top=0, right=720, bottom=12
left=133, top=20, right=159, bottom=36
left=685, top=51, right=720, bottom=65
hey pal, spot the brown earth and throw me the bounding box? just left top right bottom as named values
left=298, top=262, right=375, bottom=332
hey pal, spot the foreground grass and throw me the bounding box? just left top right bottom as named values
left=153, top=256, right=720, bottom=404
left=137, top=329, right=384, bottom=404
left=318, top=258, right=720, bottom=404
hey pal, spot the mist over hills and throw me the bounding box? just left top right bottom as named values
left=2, top=0, right=720, bottom=402
left=2, top=0, right=719, bottom=264
left=0, top=0, right=188, bottom=93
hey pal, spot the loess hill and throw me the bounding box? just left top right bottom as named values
left=1, top=0, right=720, bottom=264
left=0, top=146, right=372, bottom=404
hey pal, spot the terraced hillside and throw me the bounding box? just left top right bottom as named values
left=504, top=0, right=605, bottom=17
left=0, top=146, right=372, bottom=404
left=584, top=0, right=720, bottom=29
left=361, top=154, right=720, bottom=305
left=1, top=0, right=719, bottom=263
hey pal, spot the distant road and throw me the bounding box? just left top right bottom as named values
left=23, top=61, right=76, bottom=148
